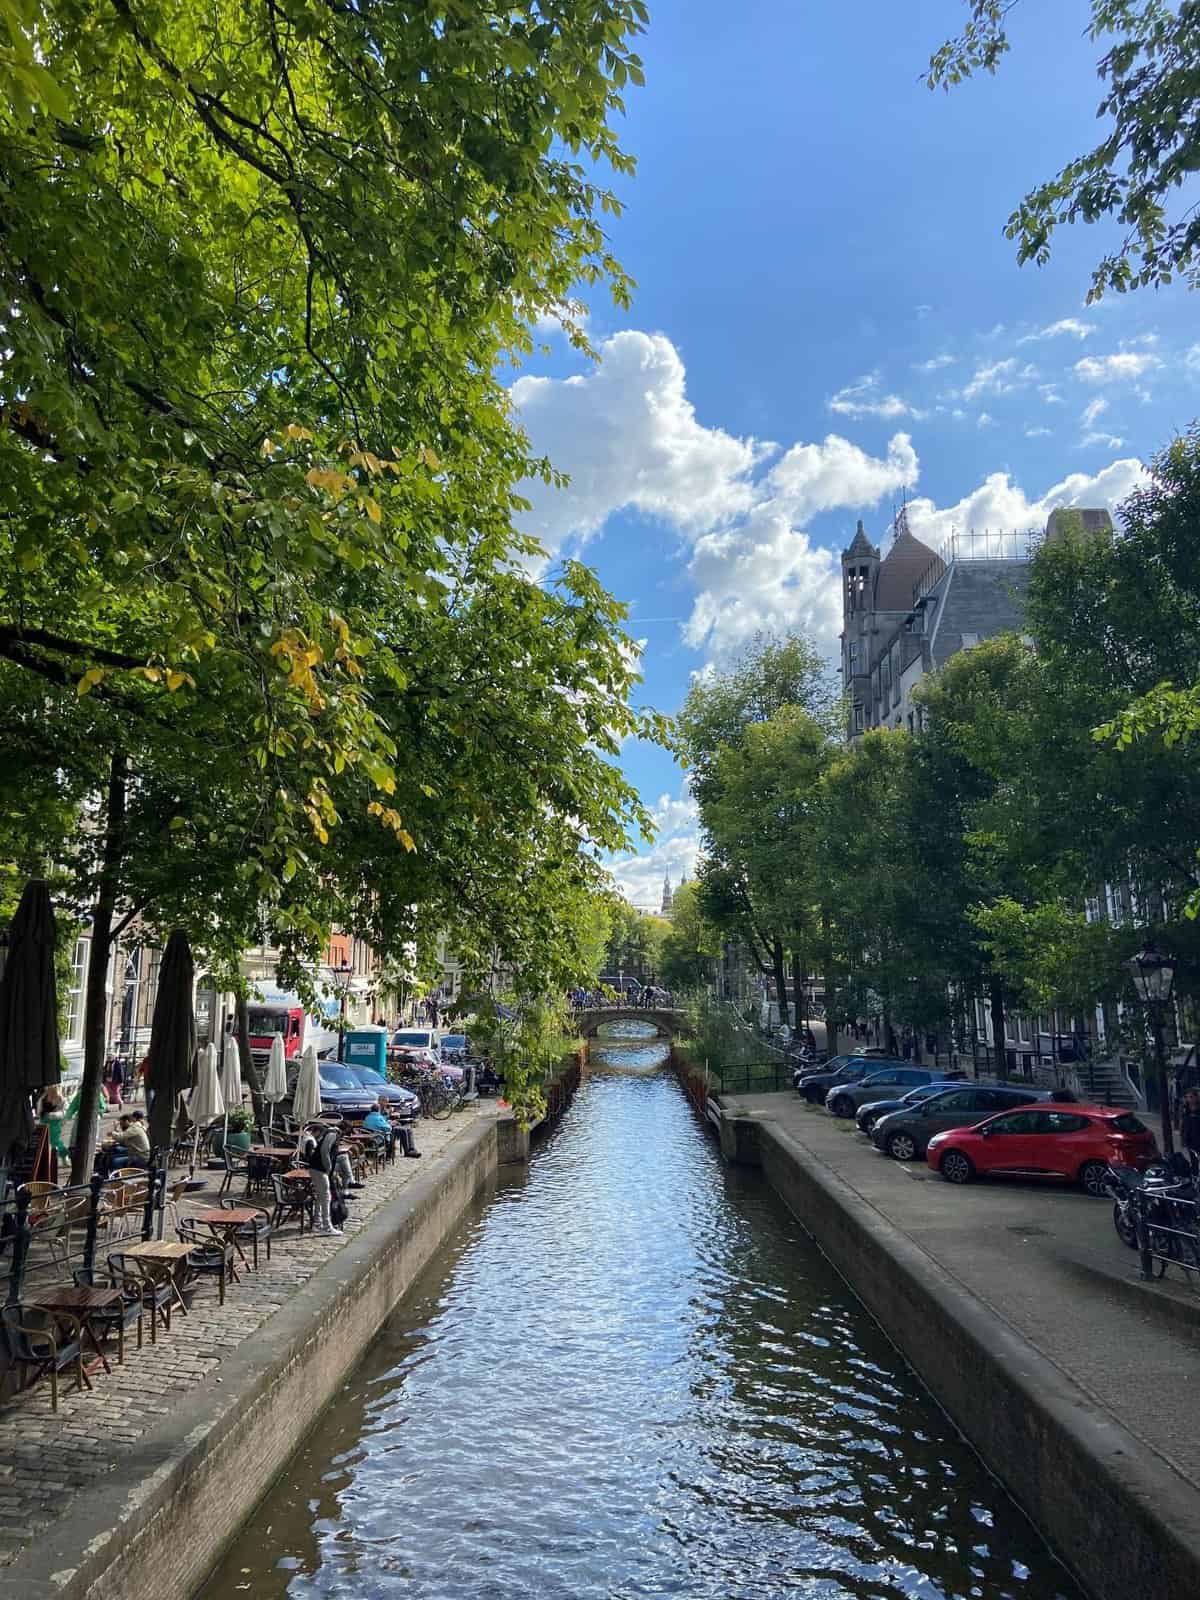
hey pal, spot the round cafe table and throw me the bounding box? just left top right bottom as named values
left=191, top=1206, right=264, bottom=1271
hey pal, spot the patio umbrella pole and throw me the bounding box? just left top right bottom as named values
left=144, top=1157, right=164, bottom=1242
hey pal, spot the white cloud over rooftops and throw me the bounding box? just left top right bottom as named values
left=1074, top=351, right=1160, bottom=383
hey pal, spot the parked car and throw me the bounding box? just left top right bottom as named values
left=927, top=1105, right=1158, bottom=1195
left=872, top=1083, right=1051, bottom=1161
left=854, top=1080, right=955, bottom=1135
left=391, top=1027, right=440, bottom=1058
left=825, top=1066, right=953, bottom=1118
left=312, top=1063, right=377, bottom=1121
left=344, top=1064, right=420, bottom=1115
left=797, top=1057, right=908, bottom=1105
left=440, top=1033, right=468, bottom=1063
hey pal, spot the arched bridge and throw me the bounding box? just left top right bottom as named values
left=575, top=1006, right=683, bottom=1040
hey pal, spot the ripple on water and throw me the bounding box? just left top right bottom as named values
left=205, top=1068, right=1082, bottom=1600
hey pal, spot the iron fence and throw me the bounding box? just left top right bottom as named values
left=707, top=1061, right=795, bottom=1095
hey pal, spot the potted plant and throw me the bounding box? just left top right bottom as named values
left=212, top=1106, right=255, bottom=1156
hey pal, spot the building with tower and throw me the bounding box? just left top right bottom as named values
left=840, top=507, right=1044, bottom=742
left=661, top=872, right=674, bottom=917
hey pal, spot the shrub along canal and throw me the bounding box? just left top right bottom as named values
left=204, top=1026, right=1081, bottom=1599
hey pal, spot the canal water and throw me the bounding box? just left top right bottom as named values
left=206, top=1027, right=1081, bottom=1600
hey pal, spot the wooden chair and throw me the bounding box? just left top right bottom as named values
left=175, top=1220, right=237, bottom=1306
left=270, top=1172, right=312, bottom=1233
left=2, top=1304, right=91, bottom=1411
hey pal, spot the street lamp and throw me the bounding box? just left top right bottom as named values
left=335, top=960, right=354, bottom=1061
left=1123, top=943, right=1177, bottom=1154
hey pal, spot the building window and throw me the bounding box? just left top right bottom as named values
left=907, top=712, right=915, bottom=733
left=961, top=632, right=979, bottom=650
left=853, top=704, right=864, bottom=731
left=65, top=937, right=90, bottom=1044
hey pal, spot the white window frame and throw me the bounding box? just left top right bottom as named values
left=65, top=936, right=90, bottom=1044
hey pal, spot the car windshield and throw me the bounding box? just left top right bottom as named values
left=903, top=1084, right=942, bottom=1104
left=392, top=1031, right=432, bottom=1048
left=249, top=1011, right=290, bottom=1036
left=319, top=1066, right=359, bottom=1089
left=441, top=1035, right=466, bottom=1050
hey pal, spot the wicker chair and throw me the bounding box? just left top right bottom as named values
left=108, top=1250, right=173, bottom=1343
left=218, top=1145, right=250, bottom=1197
left=176, top=1220, right=237, bottom=1305
left=270, top=1172, right=312, bottom=1234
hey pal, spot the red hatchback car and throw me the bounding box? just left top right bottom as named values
left=926, top=1104, right=1158, bottom=1196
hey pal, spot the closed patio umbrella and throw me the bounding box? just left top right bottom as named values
left=263, top=1032, right=287, bottom=1134
left=291, top=1042, right=322, bottom=1134
left=146, top=930, right=196, bottom=1154
left=219, top=1031, right=242, bottom=1144
left=188, top=1042, right=224, bottom=1175
left=0, top=880, right=60, bottom=1162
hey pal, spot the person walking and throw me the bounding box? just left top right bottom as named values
left=106, top=1055, right=125, bottom=1111
left=1177, top=1088, right=1200, bottom=1177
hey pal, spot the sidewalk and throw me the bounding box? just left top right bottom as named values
left=726, top=1093, right=1200, bottom=1496
left=0, top=1105, right=490, bottom=1566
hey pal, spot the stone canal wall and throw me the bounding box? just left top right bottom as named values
left=0, top=1113, right=506, bottom=1600
left=726, top=1109, right=1200, bottom=1600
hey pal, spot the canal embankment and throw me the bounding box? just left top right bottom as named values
left=0, top=1104, right=522, bottom=1600
left=718, top=1091, right=1200, bottom=1600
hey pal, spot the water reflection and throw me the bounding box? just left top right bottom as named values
left=205, top=1067, right=1080, bottom=1600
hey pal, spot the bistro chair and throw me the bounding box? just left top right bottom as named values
left=269, top=1172, right=313, bottom=1234
left=217, top=1197, right=272, bottom=1265
left=218, top=1145, right=250, bottom=1197
left=2, top=1304, right=91, bottom=1411
left=108, top=1250, right=173, bottom=1343
left=73, top=1266, right=143, bottom=1359
left=243, top=1152, right=275, bottom=1200
left=175, top=1220, right=237, bottom=1306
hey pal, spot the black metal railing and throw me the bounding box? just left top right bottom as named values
left=707, top=1061, right=795, bottom=1095
left=1134, top=1187, right=1200, bottom=1285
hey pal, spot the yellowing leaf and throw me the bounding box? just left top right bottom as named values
left=285, top=423, right=314, bottom=441
left=76, top=667, right=105, bottom=696
left=362, top=496, right=382, bottom=524
left=165, top=670, right=189, bottom=691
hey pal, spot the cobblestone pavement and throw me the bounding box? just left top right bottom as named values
left=0, top=1106, right=485, bottom=1565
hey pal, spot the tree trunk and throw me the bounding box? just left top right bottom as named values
left=771, top=938, right=788, bottom=1035
left=235, top=993, right=268, bottom=1133
left=790, top=948, right=805, bottom=1036
left=989, top=980, right=1008, bottom=1080
left=70, top=751, right=127, bottom=1184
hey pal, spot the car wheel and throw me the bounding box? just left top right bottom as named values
left=1078, top=1160, right=1110, bottom=1198
left=939, top=1149, right=974, bottom=1185
left=830, top=1095, right=854, bottom=1118
left=886, top=1131, right=918, bottom=1162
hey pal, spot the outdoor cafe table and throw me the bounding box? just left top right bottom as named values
left=249, top=1146, right=294, bottom=1164
left=121, top=1240, right=193, bottom=1314
left=191, top=1207, right=263, bottom=1271
left=30, top=1284, right=126, bottom=1373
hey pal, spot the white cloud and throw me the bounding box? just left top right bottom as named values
left=608, top=784, right=700, bottom=907
left=977, top=412, right=995, bottom=427
left=828, top=372, right=924, bottom=420
left=684, top=508, right=846, bottom=661
left=1082, top=431, right=1125, bottom=450
left=1025, top=426, right=1052, bottom=439
left=1081, top=397, right=1108, bottom=429
left=511, top=330, right=768, bottom=552
left=1074, top=351, right=1161, bottom=384
left=1186, top=344, right=1200, bottom=371
left=962, top=358, right=1039, bottom=401
left=765, top=432, right=919, bottom=523
left=905, top=458, right=1145, bottom=554
left=1019, top=318, right=1096, bottom=343
left=914, top=353, right=955, bottom=372
left=1040, top=385, right=1064, bottom=405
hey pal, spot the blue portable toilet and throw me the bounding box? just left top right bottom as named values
left=344, top=1025, right=388, bottom=1075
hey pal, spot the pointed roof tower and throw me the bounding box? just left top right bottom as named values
left=843, top=518, right=879, bottom=560
left=875, top=505, right=937, bottom=611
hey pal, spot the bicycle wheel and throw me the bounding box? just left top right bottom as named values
left=426, top=1083, right=454, bottom=1120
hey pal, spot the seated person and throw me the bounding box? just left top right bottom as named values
left=104, top=1112, right=151, bottom=1169
left=367, top=1094, right=420, bottom=1159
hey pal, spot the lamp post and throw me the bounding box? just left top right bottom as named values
left=1123, top=944, right=1177, bottom=1155
left=335, top=960, right=354, bottom=1062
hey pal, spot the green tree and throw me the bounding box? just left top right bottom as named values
left=0, top=0, right=655, bottom=1157
left=677, top=634, right=837, bottom=1028
left=659, top=880, right=717, bottom=993
left=929, top=1, right=1200, bottom=297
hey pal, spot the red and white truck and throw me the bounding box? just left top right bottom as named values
left=247, top=985, right=340, bottom=1071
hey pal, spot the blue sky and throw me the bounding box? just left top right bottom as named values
left=510, top=0, right=1199, bottom=910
